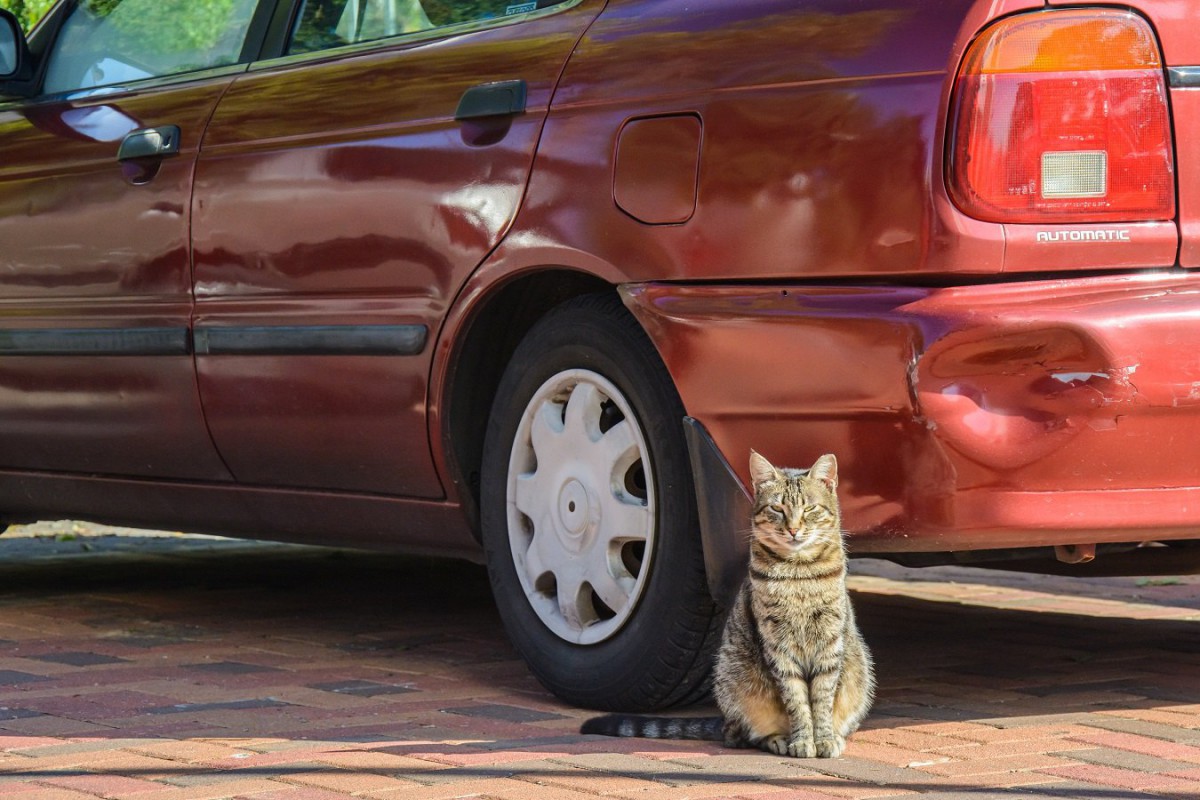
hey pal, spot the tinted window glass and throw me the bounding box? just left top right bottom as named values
left=43, top=0, right=259, bottom=95
left=289, top=0, right=566, bottom=55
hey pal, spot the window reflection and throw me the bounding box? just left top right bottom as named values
left=288, top=0, right=568, bottom=54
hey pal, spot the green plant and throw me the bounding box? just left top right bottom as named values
left=0, top=0, right=55, bottom=32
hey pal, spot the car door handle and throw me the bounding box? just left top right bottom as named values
left=117, top=125, right=181, bottom=161
left=454, top=80, right=527, bottom=121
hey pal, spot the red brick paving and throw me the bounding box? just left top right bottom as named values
left=1, top=524, right=1198, bottom=799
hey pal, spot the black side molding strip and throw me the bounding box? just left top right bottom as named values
left=194, top=324, right=428, bottom=356
left=0, top=327, right=189, bottom=356
left=1169, top=67, right=1200, bottom=88
left=0, top=325, right=429, bottom=357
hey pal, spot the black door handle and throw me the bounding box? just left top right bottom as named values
left=117, top=125, right=181, bottom=161
left=455, top=80, right=527, bottom=121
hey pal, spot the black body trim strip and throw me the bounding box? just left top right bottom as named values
left=1169, top=67, right=1200, bottom=88
left=0, top=327, right=189, bottom=356
left=193, top=324, right=428, bottom=356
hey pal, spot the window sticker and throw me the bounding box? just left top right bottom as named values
left=505, top=3, right=538, bottom=14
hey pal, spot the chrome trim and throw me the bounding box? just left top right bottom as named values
left=1169, top=67, right=1200, bottom=88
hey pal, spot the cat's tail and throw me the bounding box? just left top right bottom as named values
left=580, top=715, right=724, bottom=741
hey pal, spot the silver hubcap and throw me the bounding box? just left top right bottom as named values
left=506, top=369, right=656, bottom=644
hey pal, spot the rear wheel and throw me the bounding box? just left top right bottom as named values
left=480, top=293, right=721, bottom=710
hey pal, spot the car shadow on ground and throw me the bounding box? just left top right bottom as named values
left=0, top=533, right=1197, bottom=799
left=1, top=534, right=1195, bottom=724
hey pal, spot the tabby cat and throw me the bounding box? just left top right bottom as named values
left=581, top=451, right=874, bottom=758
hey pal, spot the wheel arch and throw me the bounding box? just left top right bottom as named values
left=438, top=267, right=614, bottom=539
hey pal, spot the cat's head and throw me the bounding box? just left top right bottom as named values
left=748, top=451, right=841, bottom=556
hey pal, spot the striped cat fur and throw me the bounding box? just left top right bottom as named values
left=581, top=451, right=874, bottom=758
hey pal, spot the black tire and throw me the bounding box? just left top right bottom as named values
left=480, top=293, right=722, bottom=711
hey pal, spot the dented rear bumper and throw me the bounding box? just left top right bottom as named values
left=623, top=273, right=1200, bottom=561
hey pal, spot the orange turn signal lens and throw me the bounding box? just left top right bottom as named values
left=971, top=10, right=1163, bottom=74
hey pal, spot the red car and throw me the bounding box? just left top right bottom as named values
left=1, top=0, right=1198, bottom=710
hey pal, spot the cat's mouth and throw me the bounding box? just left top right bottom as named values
left=778, top=531, right=815, bottom=550
left=776, top=528, right=838, bottom=552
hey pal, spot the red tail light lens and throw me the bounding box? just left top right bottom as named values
left=949, top=9, right=1174, bottom=223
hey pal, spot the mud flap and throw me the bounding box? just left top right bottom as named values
left=682, top=416, right=752, bottom=609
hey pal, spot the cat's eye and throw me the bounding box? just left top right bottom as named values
left=769, top=504, right=786, bottom=515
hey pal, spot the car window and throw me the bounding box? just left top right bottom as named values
left=42, top=0, right=260, bottom=95
left=288, top=0, right=568, bottom=55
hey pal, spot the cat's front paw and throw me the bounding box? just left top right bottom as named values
left=814, top=735, right=846, bottom=758
left=787, top=738, right=818, bottom=758
left=763, top=735, right=790, bottom=756
left=764, top=735, right=816, bottom=758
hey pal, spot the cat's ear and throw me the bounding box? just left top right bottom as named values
left=808, top=453, right=838, bottom=490
left=749, top=450, right=781, bottom=490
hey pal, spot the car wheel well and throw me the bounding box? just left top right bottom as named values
left=443, top=270, right=612, bottom=539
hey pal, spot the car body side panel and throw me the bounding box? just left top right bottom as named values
left=510, top=0, right=1184, bottom=290
left=504, top=0, right=1052, bottom=288
left=0, top=78, right=236, bottom=481
left=1176, top=89, right=1200, bottom=268
left=191, top=1, right=604, bottom=497
left=1133, top=0, right=1200, bottom=269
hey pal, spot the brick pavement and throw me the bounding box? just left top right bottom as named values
left=1, top=522, right=1198, bottom=799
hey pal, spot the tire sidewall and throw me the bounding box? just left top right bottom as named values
left=480, top=297, right=709, bottom=710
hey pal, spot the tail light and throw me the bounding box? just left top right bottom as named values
left=948, top=9, right=1174, bottom=224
